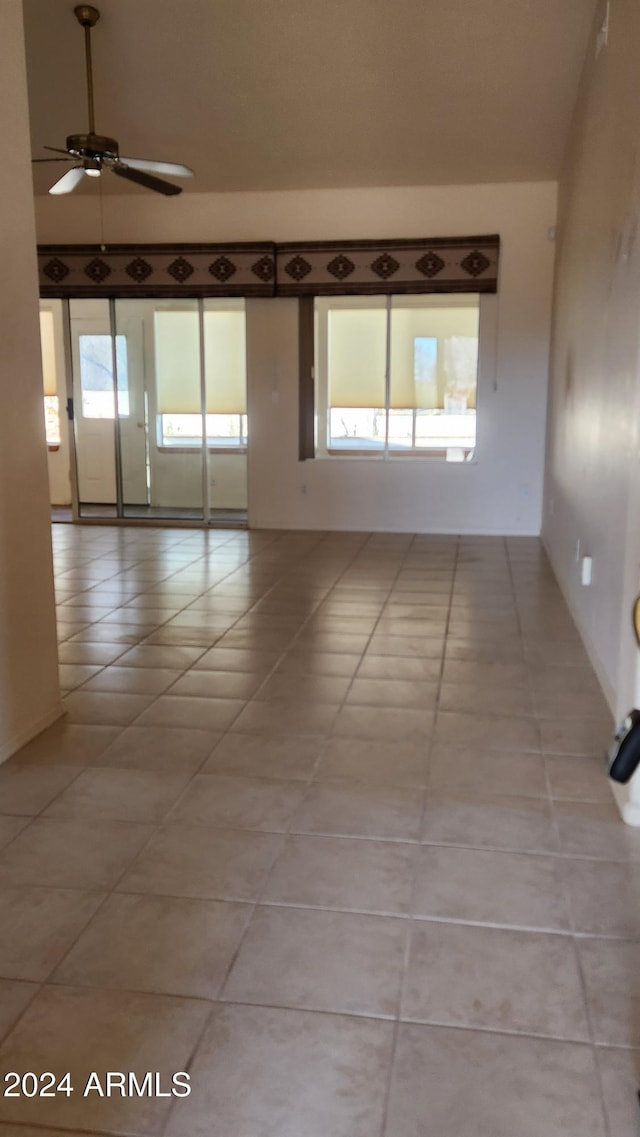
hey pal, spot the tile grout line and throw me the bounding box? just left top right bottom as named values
left=208, top=532, right=419, bottom=1022
left=378, top=532, right=460, bottom=1137
left=3, top=530, right=629, bottom=1136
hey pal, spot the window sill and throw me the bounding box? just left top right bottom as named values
left=323, top=448, right=476, bottom=462
left=157, top=445, right=247, bottom=456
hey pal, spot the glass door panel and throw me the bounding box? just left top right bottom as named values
left=203, top=298, right=248, bottom=525
left=69, top=299, right=118, bottom=517
left=121, top=298, right=204, bottom=521
left=113, top=300, right=147, bottom=511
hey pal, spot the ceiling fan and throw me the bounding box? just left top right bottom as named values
left=32, top=5, right=193, bottom=196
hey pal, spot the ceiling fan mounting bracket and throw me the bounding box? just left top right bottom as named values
left=74, top=6, right=100, bottom=29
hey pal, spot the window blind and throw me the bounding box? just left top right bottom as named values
left=39, top=309, right=57, bottom=397
left=154, top=308, right=247, bottom=415
left=154, top=310, right=201, bottom=414
left=204, top=310, right=247, bottom=415
left=328, top=308, right=387, bottom=409
left=325, top=301, right=480, bottom=411
left=389, top=304, right=479, bottom=410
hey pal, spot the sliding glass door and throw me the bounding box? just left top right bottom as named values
left=118, top=298, right=205, bottom=520
left=65, top=297, right=247, bottom=525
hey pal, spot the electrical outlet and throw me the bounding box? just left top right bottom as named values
left=581, top=556, right=593, bottom=586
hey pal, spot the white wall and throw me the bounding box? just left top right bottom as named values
left=543, top=0, right=640, bottom=821
left=36, top=181, right=557, bottom=534
left=543, top=0, right=640, bottom=708
left=0, top=2, right=62, bottom=763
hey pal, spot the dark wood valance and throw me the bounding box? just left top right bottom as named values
left=38, top=235, right=499, bottom=299
left=276, top=235, right=500, bottom=296
left=38, top=242, right=277, bottom=299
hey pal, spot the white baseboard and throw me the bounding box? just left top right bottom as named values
left=621, top=801, right=640, bottom=827
left=249, top=520, right=542, bottom=537
left=539, top=538, right=640, bottom=825
left=610, top=773, right=640, bottom=828
left=541, top=537, right=617, bottom=714
left=0, top=702, right=66, bottom=767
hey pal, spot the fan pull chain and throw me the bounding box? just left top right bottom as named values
left=98, top=177, right=106, bottom=251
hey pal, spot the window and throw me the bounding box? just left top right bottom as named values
left=78, top=334, right=129, bottom=418
left=39, top=309, right=61, bottom=446
left=154, top=303, right=248, bottom=449
left=159, top=413, right=248, bottom=447
left=314, top=294, right=480, bottom=460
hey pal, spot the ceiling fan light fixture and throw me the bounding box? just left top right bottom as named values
left=84, top=158, right=101, bottom=177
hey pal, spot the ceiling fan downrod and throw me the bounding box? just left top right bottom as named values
left=74, top=5, right=100, bottom=136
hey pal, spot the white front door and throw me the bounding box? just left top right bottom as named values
left=70, top=310, right=147, bottom=506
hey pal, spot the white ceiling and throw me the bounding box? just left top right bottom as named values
left=24, top=0, right=598, bottom=197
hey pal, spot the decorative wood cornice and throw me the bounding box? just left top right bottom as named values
left=275, top=236, right=500, bottom=296
left=38, top=235, right=499, bottom=298
left=38, top=242, right=276, bottom=299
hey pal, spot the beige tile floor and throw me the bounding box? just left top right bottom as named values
left=0, top=526, right=638, bottom=1135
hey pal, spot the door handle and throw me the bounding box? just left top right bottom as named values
left=136, top=421, right=144, bottom=428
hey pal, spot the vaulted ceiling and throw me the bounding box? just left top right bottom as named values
left=24, top=0, right=598, bottom=197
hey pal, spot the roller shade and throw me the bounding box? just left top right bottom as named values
left=389, top=304, right=479, bottom=410
left=154, top=310, right=201, bottom=414
left=155, top=309, right=247, bottom=416
left=328, top=308, right=386, bottom=409
left=327, top=303, right=480, bottom=410
left=204, top=310, right=247, bottom=414
left=39, top=309, right=57, bottom=397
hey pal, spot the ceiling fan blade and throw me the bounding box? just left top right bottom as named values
left=119, top=157, right=193, bottom=178
left=32, top=158, right=74, bottom=163
left=112, top=164, right=182, bottom=196
left=43, top=145, right=73, bottom=156
left=49, top=167, right=87, bottom=195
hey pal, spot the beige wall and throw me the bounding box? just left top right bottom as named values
left=36, top=180, right=557, bottom=535
left=543, top=0, right=640, bottom=819
left=0, top=2, right=62, bottom=763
